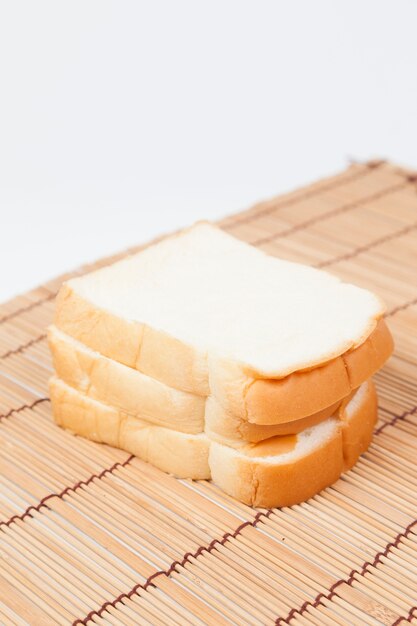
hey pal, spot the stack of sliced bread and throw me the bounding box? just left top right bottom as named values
left=49, top=223, right=393, bottom=507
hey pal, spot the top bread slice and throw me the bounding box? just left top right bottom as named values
left=55, top=222, right=393, bottom=423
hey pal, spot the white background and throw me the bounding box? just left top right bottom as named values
left=1, top=0, right=416, bottom=301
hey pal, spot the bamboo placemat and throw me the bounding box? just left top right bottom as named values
left=1, top=160, right=416, bottom=626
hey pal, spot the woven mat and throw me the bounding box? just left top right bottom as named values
left=1, top=160, right=416, bottom=626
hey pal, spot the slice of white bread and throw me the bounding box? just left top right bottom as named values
left=54, top=223, right=393, bottom=423
left=49, top=377, right=377, bottom=507
left=49, top=377, right=210, bottom=479
left=48, top=326, right=205, bottom=434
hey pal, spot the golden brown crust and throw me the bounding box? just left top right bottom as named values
left=244, top=399, right=341, bottom=438
left=55, top=283, right=392, bottom=427
left=51, top=320, right=375, bottom=444
left=343, top=319, right=394, bottom=388
left=209, top=427, right=344, bottom=508
left=205, top=395, right=344, bottom=443
left=244, top=320, right=392, bottom=424
left=251, top=432, right=344, bottom=508
left=139, top=325, right=209, bottom=395
left=245, top=356, right=350, bottom=425
left=339, top=379, right=378, bottom=470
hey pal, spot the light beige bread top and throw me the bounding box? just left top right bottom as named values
left=50, top=376, right=377, bottom=507
left=55, top=222, right=392, bottom=421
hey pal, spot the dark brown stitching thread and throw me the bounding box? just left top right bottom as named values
left=254, top=181, right=408, bottom=246
left=75, top=499, right=417, bottom=626
left=227, top=160, right=385, bottom=229
left=72, top=510, right=273, bottom=626
left=392, top=606, right=417, bottom=625
left=275, top=518, right=417, bottom=625
left=1, top=389, right=416, bottom=623
left=0, top=292, right=55, bottom=326
left=375, top=405, right=417, bottom=435
left=0, top=333, right=47, bottom=360
left=0, top=356, right=414, bottom=619
left=0, top=397, right=48, bottom=422
left=315, top=222, right=417, bottom=269
left=0, top=455, right=134, bottom=529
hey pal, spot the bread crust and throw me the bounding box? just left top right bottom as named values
left=343, top=319, right=394, bottom=388
left=48, top=326, right=205, bottom=434
left=49, top=377, right=211, bottom=479
left=339, top=380, right=377, bottom=470
left=205, top=395, right=344, bottom=443
left=209, top=380, right=377, bottom=507
left=55, top=282, right=392, bottom=424
left=55, top=283, right=144, bottom=373
left=243, top=355, right=350, bottom=424
left=209, top=426, right=343, bottom=508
